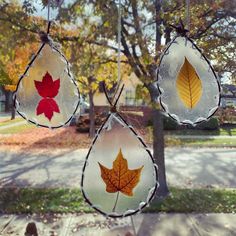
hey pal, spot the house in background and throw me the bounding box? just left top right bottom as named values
left=0, top=85, right=15, bottom=113
left=94, top=73, right=146, bottom=107
left=220, top=84, right=236, bottom=108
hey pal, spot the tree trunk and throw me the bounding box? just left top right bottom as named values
left=11, top=105, right=16, bottom=120
left=4, top=90, right=10, bottom=112
left=88, top=90, right=95, bottom=138
left=151, top=0, right=169, bottom=198
left=147, top=83, right=169, bottom=199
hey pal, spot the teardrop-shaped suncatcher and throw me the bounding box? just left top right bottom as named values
left=14, top=30, right=80, bottom=128
left=157, top=28, right=221, bottom=125
left=81, top=86, right=158, bottom=218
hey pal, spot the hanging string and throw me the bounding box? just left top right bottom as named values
left=130, top=215, right=137, bottom=236
left=40, top=0, right=52, bottom=43
left=47, top=0, right=65, bottom=34
left=47, top=0, right=52, bottom=34
left=185, top=0, right=190, bottom=31
left=103, top=82, right=124, bottom=111
left=117, top=0, right=122, bottom=88
left=111, top=0, right=123, bottom=103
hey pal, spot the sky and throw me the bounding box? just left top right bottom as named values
left=21, top=0, right=76, bottom=20
left=27, top=0, right=60, bottom=20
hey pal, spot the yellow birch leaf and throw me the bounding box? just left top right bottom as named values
left=176, top=57, right=203, bottom=109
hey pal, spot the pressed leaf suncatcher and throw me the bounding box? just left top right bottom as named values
left=81, top=85, right=158, bottom=218
left=99, top=148, right=143, bottom=212
left=157, top=22, right=221, bottom=125
left=14, top=13, right=80, bottom=128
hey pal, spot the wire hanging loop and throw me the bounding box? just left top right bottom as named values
left=103, top=82, right=124, bottom=113
left=169, top=18, right=189, bottom=37
left=169, top=0, right=190, bottom=36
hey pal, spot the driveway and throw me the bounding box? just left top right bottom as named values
left=0, top=148, right=235, bottom=188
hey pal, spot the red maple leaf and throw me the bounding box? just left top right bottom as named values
left=36, top=98, right=60, bottom=121
left=34, top=72, right=60, bottom=98
left=34, top=72, right=61, bottom=121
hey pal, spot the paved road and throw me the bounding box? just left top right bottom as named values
left=0, top=148, right=235, bottom=188
left=165, top=147, right=236, bottom=187
left=0, top=213, right=235, bottom=236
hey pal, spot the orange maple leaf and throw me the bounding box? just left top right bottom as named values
left=98, top=149, right=143, bottom=197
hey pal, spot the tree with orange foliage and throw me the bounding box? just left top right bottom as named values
left=0, top=2, right=41, bottom=118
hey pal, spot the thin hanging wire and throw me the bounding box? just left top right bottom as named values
left=47, top=0, right=52, bottom=34
left=130, top=215, right=137, bottom=236
left=111, top=0, right=122, bottom=103
left=185, top=0, right=190, bottom=31
left=117, top=0, right=122, bottom=87
left=47, top=0, right=50, bottom=22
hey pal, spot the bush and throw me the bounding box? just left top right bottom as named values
left=146, top=115, right=178, bottom=130
left=195, top=117, right=219, bottom=130
left=76, top=113, right=106, bottom=133
left=147, top=115, right=219, bottom=131
left=146, top=119, right=153, bottom=127
left=163, top=116, right=178, bottom=130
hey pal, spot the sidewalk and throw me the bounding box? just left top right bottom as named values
left=0, top=213, right=235, bottom=235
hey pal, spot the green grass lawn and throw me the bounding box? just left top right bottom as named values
left=0, top=187, right=235, bottom=214
left=1, top=118, right=235, bottom=147
left=146, top=126, right=236, bottom=147
left=147, top=187, right=236, bottom=213
left=0, top=117, right=35, bottom=134
left=165, top=136, right=236, bottom=147
left=165, top=128, right=236, bottom=136
left=0, top=117, right=23, bottom=127
left=0, top=123, right=35, bottom=134
left=179, top=138, right=236, bottom=147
